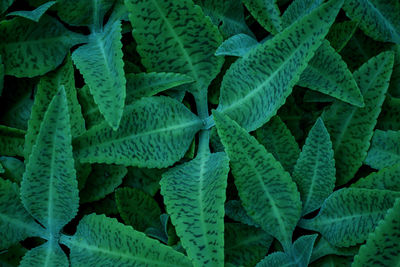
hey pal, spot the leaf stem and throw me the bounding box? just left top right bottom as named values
left=197, top=129, right=210, bottom=155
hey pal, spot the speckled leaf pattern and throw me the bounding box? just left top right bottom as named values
left=217, top=0, right=343, bottom=132
left=21, top=88, right=79, bottom=236
left=72, top=20, right=126, bottom=130
left=256, top=116, right=300, bottom=174
left=299, top=188, right=400, bottom=247
left=310, top=237, right=360, bottom=263
left=160, top=152, right=229, bottom=267
left=298, top=40, right=364, bottom=107
left=7, top=1, right=56, bottom=22
left=365, top=129, right=400, bottom=169
left=352, top=198, right=400, bottom=266
left=215, top=34, right=259, bottom=57
left=281, top=0, right=323, bottom=28
left=0, top=125, right=25, bottom=157
left=292, top=118, right=336, bottom=216
left=0, top=179, right=44, bottom=249
left=116, top=187, right=161, bottom=232
left=224, top=223, right=273, bottom=267
left=80, top=164, right=127, bottom=203
left=213, top=111, right=301, bottom=249
left=352, top=163, right=400, bottom=191
left=125, top=0, right=224, bottom=98
left=242, top=0, right=282, bottom=34
left=326, top=21, right=358, bottom=52
left=74, top=96, right=203, bottom=168
left=62, top=214, right=192, bottom=267
left=24, top=55, right=85, bottom=161
left=19, top=241, right=68, bottom=267
left=343, top=0, right=400, bottom=44
left=322, top=51, right=394, bottom=185
left=224, top=200, right=259, bottom=227
left=0, top=15, right=85, bottom=78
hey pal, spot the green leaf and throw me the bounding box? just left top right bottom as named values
left=310, top=237, right=359, bottom=263
left=298, top=188, right=400, bottom=247
left=377, top=96, right=400, bottom=130
left=311, top=255, right=354, bottom=267
left=217, top=0, right=343, bottom=131
left=0, top=157, right=24, bottom=183
left=74, top=96, right=202, bottom=168
left=298, top=40, right=364, bottom=107
left=0, top=244, right=27, bottom=267
left=352, top=198, right=400, bottom=266
left=0, top=15, right=85, bottom=78
left=292, top=118, right=336, bottom=216
left=225, top=223, right=273, bottom=267
left=352, top=163, right=400, bottom=191
left=365, top=129, right=400, bottom=169
left=116, top=187, right=161, bottom=232
left=19, top=241, right=68, bottom=267
left=213, top=110, right=301, bottom=249
left=21, top=88, right=79, bottom=236
left=61, top=213, right=192, bottom=266
left=80, top=164, right=127, bottom=203
left=0, top=0, right=14, bottom=14
left=215, top=34, right=259, bottom=57
left=256, top=116, right=300, bottom=174
left=256, top=252, right=291, bottom=267
left=322, top=51, right=394, bottom=185
left=160, top=152, right=230, bottom=267
left=123, top=167, right=164, bottom=196
left=125, top=0, right=224, bottom=99
left=281, top=0, right=322, bottom=29
left=72, top=20, right=126, bottom=130
left=0, top=125, right=25, bottom=157
left=225, top=200, right=259, bottom=227
left=0, top=55, right=3, bottom=95
left=24, top=55, right=85, bottom=161
left=389, top=45, right=400, bottom=96
left=343, top=0, right=400, bottom=44
left=0, top=179, right=44, bottom=249
left=326, top=21, right=358, bottom=52
left=243, top=0, right=282, bottom=34
left=6, top=1, right=56, bottom=22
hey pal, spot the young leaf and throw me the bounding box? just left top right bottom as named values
left=0, top=125, right=25, bottom=157
left=242, top=0, right=282, bottom=34
left=292, top=118, right=336, bottom=216
left=352, top=198, right=400, bottom=266
left=352, top=163, right=400, bottom=191
left=125, top=0, right=224, bottom=99
left=365, top=129, right=400, bottom=169
left=80, top=164, right=127, bottom=203
left=298, top=40, right=364, bottom=107
left=19, top=241, right=68, bottom=267
left=217, top=0, right=343, bottom=131
left=310, top=237, right=359, bottom=263
left=74, top=96, right=203, bottom=168
left=6, top=1, right=56, bottom=22
left=322, top=51, right=394, bottom=185
left=21, top=88, right=79, bottom=236
left=116, top=187, right=161, bottom=232
left=215, top=34, right=259, bottom=57
left=281, top=0, right=323, bottom=28
left=72, top=20, right=126, bottom=130
left=0, top=15, right=85, bottom=78
left=160, top=152, right=230, bottom=267
left=61, top=213, right=192, bottom=266
left=0, top=179, right=44, bottom=249
left=213, top=110, right=301, bottom=249
left=343, top=0, right=400, bottom=44
left=225, top=223, right=273, bottom=267
left=298, top=188, right=400, bottom=247
left=256, top=116, right=300, bottom=174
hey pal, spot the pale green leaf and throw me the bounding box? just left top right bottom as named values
left=281, top=0, right=322, bottom=29
left=213, top=110, right=301, bottom=249
left=243, top=0, right=282, bottom=34
left=310, top=237, right=359, bottom=263
left=343, top=0, right=400, bottom=44
left=160, top=152, right=229, bottom=267
left=322, top=51, right=394, bottom=185
left=326, top=21, right=358, bottom=52
left=19, top=241, right=68, bottom=267
left=0, top=15, right=85, bottom=78
left=72, top=20, right=126, bottom=130
left=61, top=213, right=192, bottom=267
left=6, top=1, right=56, bottom=22
left=80, top=164, right=127, bottom=203
left=225, top=223, right=273, bottom=267
left=125, top=0, right=224, bottom=99
left=299, top=188, right=400, bottom=247
left=365, top=129, right=400, bottom=169
left=352, top=163, right=400, bottom=191
left=0, top=179, right=44, bottom=249
left=116, top=187, right=161, bottom=232
left=292, top=118, right=336, bottom=216
left=0, top=125, right=25, bottom=157
left=21, top=88, right=79, bottom=236
left=256, top=116, right=300, bottom=174
left=352, top=198, right=400, bottom=266
left=74, top=96, right=203, bottom=168
left=215, top=34, right=259, bottom=57
left=217, top=0, right=343, bottom=131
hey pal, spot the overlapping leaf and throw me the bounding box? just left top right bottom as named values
left=215, top=34, right=259, bottom=57
left=352, top=163, right=400, bottom=191
left=0, top=125, right=25, bottom=157
left=242, top=0, right=282, bottom=34
left=310, top=237, right=359, bottom=263
left=365, top=129, right=400, bottom=169
left=19, top=241, right=68, bottom=267
left=326, top=21, right=358, bottom=52
left=7, top=1, right=56, bottom=22
left=281, top=0, right=322, bottom=28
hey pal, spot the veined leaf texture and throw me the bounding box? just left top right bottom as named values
left=1, top=0, right=400, bottom=266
